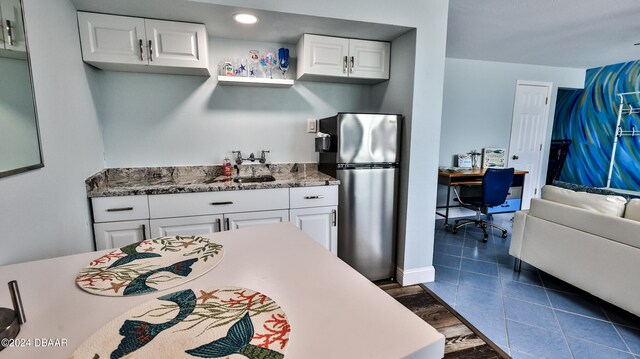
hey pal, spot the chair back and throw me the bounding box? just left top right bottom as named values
left=482, top=168, right=515, bottom=207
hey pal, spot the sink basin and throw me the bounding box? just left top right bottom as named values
left=233, top=175, right=276, bottom=183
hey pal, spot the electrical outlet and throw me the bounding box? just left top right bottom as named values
left=307, top=118, right=317, bottom=133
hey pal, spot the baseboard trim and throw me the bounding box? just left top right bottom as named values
left=396, top=266, right=435, bottom=286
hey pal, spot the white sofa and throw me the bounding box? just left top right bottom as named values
left=510, top=185, right=640, bottom=316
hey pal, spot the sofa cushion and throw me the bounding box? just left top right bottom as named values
left=624, top=199, right=640, bottom=222
left=541, top=185, right=627, bottom=217
left=528, top=198, right=640, bottom=250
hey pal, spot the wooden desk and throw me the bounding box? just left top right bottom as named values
left=437, top=168, right=528, bottom=226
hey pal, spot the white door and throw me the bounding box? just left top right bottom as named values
left=300, top=34, right=349, bottom=78
left=290, top=206, right=337, bottom=255
left=150, top=215, right=223, bottom=237
left=0, top=0, right=26, bottom=52
left=225, top=210, right=289, bottom=231
left=78, top=12, right=147, bottom=65
left=507, top=81, right=552, bottom=210
left=94, top=220, right=150, bottom=250
left=348, top=39, right=389, bottom=80
left=145, top=19, right=207, bottom=69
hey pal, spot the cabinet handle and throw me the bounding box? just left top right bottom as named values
left=148, top=40, right=153, bottom=62
left=216, top=218, right=222, bottom=232
left=139, top=39, right=144, bottom=61
left=106, top=207, right=133, bottom=212
left=210, top=201, right=233, bottom=206
left=225, top=218, right=230, bottom=231
left=343, top=56, right=348, bottom=73
left=332, top=209, right=337, bottom=226
left=350, top=56, right=354, bottom=73
left=304, top=195, right=325, bottom=199
left=5, top=20, right=14, bottom=46
left=141, top=224, right=146, bottom=240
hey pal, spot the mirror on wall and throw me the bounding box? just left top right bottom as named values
left=0, top=0, right=43, bottom=178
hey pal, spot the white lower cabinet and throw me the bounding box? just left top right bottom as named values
left=225, top=210, right=289, bottom=230
left=91, top=186, right=338, bottom=251
left=289, top=186, right=338, bottom=255
left=150, top=215, right=223, bottom=237
left=94, top=220, right=150, bottom=251
left=290, top=206, right=337, bottom=255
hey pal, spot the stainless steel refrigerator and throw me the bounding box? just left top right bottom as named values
left=317, top=113, right=401, bottom=281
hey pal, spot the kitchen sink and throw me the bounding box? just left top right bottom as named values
left=233, top=175, right=276, bottom=183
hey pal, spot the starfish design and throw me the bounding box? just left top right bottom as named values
left=143, top=247, right=156, bottom=252
left=180, top=240, right=197, bottom=248
left=196, top=289, right=219, bottom=303
left=239, top=64, right=246, bottom=72
left=250, top=69, right=256, bottom=76
left=109, top=281, right=128, bottom=293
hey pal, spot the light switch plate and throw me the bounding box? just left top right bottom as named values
left=307, top=118, right=317, bottom=133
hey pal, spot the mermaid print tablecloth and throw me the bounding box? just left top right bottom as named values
left=70, top=286, right=290, bottom=358
left=76, top=236, right=224, bottom=296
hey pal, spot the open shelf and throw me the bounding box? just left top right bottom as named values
left=216, top=76, right=294, bottom=87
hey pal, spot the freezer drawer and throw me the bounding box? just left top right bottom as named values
left=337, top=167, right=398, bottom=280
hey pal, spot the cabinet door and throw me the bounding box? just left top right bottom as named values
left=225, top=210, right=289, bottom=231
left=348, top=39, right=390, bottom=80
left=150, top=215, right=223, bottom=237
left=93, top=220, right=150, bottom=250
left=78, top=12, right=146, bottom=65
left=145, top=19, right=207, bottom=69
left=298, top=34, right=349, bottom=78
left=0, top=0, right=25, bottom=53
left=290, top=206, right=337, bottom=255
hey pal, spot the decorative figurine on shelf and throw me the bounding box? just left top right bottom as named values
left=278, top=48, right=289, bottom=79
left=248, top=50, right=259, bottom=78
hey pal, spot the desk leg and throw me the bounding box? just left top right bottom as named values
left=444, top=184, right=453, bottom=231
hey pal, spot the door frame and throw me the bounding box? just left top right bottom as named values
left=507, top=80, right=554, bottom=208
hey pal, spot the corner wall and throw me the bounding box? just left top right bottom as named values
left=0, top=0, right=104, bottom=265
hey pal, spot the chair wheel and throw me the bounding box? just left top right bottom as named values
left=445, top=224, right=454, bottom=232
left=482, top=234, right=488, bottom=242
left=501, top=232, right=508, bottom=239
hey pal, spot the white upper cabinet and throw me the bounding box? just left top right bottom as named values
left=348, top=39, right=389, bottom=80
left=297, top=34, right=389, bottom=83
left=0, top=0, right=26, bottom=56
left=77, top=12, right=209, bottom=76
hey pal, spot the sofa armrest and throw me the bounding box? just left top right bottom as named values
left=529, top=198, right=640, bottom=249
left=509, top=210, right=528, bottom=258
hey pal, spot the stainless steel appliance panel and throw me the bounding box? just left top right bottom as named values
left=337, top=114, right=399, bottom=164
left=337, top=167, right=398, bottom=280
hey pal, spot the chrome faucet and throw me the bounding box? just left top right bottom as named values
left=232, top=150, right=270, bottom=165
left=259, top=150, right=270, bottom=163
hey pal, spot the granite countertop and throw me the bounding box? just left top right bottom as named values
left=85, top=163, right=339, bottom=197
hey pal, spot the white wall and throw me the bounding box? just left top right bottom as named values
left=0, top=0, right=104, bottom=265
left=437, top=58, right=585, bottom=208
left=98, top=37, right=371, bottom=167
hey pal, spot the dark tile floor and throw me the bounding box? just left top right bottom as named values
left=427, top=214, right=640, bottom=359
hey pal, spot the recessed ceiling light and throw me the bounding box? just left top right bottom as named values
left=233, top=13, right=259, bottom=25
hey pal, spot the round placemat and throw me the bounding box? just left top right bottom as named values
left=71, top=286, right=290, bottom=358
left=76, top=236, right=224, bottom=296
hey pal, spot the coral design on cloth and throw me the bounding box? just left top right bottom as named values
left=75, top=236, right=224, bottom=296
left=70, top=286, right=291, bottom=358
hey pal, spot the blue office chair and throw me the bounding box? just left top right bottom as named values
left=451, top=168, right=515, bottom=241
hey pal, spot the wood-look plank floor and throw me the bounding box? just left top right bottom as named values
left=379, top=282, right=510, bottom=359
